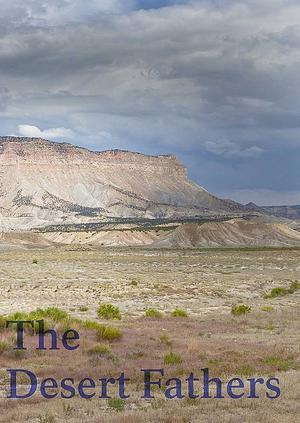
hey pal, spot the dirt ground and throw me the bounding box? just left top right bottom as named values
left=0, top=246, right=299, bottom=422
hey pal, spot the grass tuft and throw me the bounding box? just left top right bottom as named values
left=231, top=304, right=251, bottom=316
left=171, top=308, right=188, bottom=318
left=164, top=351, right=183, bottom=365
left=87, top=344, right=112, bottom=356
left=107, top=397, right=125, bottom=412
left=96, top=325, right=122, bottom=341
left=145, top=308, right=163, bottom=318
left=97, top=304, right=121, bottom=320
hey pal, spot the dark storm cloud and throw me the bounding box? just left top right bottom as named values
left=0, top=0, right=300, bottom=205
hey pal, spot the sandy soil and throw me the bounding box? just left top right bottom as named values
left=0, top=246, right=299, bottom=316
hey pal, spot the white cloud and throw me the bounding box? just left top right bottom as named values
left=18, top=125, right=73, bottom=139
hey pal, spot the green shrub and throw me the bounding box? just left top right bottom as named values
left=96, top=325, right=122, bottom=341
left=265, top=287, right=288, bottom=299
left=32, top=258, right=38, bottom=265
left=97, top=304, right=121, bottom=320
left=145, top=308, right=163, bottom=318
left=171, top=308, right=188, bottom=318
left=164, top=352, right=182, bottom=365
left=265, top=281, right=300, bottom=298
left=88, top=344, right=111, bottom=356
left=231, top=304, right=251, bottom=316
left=130, top=280, right=138, bottom=286
left=7, top=311, right=29, bottom=321
left=107, top=397, right=125, bottom=412
left=6, top=308, right=74, bottom=335
left=34, top=307, right=69, bottom=322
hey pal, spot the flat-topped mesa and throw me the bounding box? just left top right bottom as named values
left=0, top=135, right=247, bottom=231
left=0, top=136, right=185, bottom=173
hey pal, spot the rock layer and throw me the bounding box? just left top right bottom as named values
left=0, top=137, right=243, bottom=230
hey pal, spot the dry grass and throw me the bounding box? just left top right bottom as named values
left=0, top=246, right=299, bottom=421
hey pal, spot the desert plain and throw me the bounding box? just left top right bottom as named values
left=0, top=245, right=299, bottom=422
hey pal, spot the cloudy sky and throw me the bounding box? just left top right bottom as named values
left=0, top=0, right=299, bottom=205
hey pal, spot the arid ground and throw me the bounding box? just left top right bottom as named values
left=0, top=246, right=299, bottom=422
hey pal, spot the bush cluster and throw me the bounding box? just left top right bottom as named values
left=96, top=324, right=122, bottom=341
left=145, top=308, right=163, bottom=318
left=97, top=304, right=121, bottom=320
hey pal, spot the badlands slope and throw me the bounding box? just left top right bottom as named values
left=3, top=219, right=298, bottom=249
left=153, top=219, right=300, bottom=248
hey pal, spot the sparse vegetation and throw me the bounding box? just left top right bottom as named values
left=164, top=351, right=183, bottom=365
left=63, top=404, right=75, bottom=417
left=0, top=340, right=10, bottom=354
left=0, top=315, right=6, bottom=330
left=171, top=308, right=188, bottom=318
left=96, top=325, right=122, bottom=341
left=6, top=307, right=71, bottom=333
left=79, top=306, right=88, bottom=312
left=288, top=280, right=300, bottom=293
left=0, top=246, right=299, bottom=422
left=261, top=305, right=274, bottom=312
left=87, top=344, right=112, bottom=356
left=97, top=303, right=121, bottom=320
left=264, top=356, right=295, bottom=371
left=37, top=412, right=56, bottom=423
left=160, top=334, right=172, bottom=346
left=107, top=397, right=125, bottom=412
left=82, top=320, right=104, bottom=331
left=264, top=280, right=300, bottom=298
left=265, top=287, right=288, bottom=298
left=145, top=308, right=163, bottom=318
left=32, top=258, right=38, bottom=264
left=130, top=279, right=138, bottom=286
left=231, top=304, right=251, bottom=316
left=235, top=366, right=255, bottom=377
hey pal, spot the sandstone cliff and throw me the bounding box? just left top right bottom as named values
left=0, top=137, right=244, bottom=230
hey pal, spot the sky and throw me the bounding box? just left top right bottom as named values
left=0, top=0, right=300, bottom=205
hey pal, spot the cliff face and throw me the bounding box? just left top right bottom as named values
left=0, top=137, right=243, bottom=230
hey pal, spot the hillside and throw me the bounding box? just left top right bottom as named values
left=0, top=137, right=245, bottom=230
left=153, top=219, right=300, bottom=248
